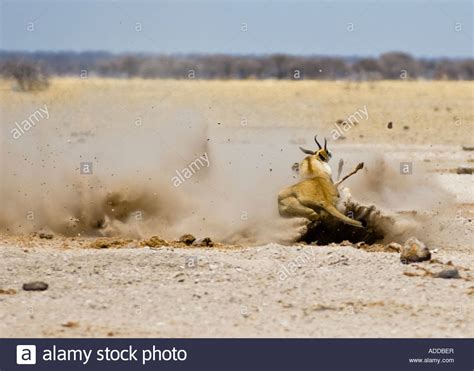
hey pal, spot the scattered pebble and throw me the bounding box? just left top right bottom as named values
left=61, top=321, right=80, bottom=328
left=456, top=167, right=473, bottom=175
left=461, top=145, right=474, bottom=151
left=433, top=268, right=460, bottom=279
left=193, top=237, right=214, bottom=247
left=387, top=122, right=393, bottom=129
left=23, top=281, right=48, bottom=291
left=38, top=232, right=53, bottom=239
left=179, top=234, right=196, bottom=245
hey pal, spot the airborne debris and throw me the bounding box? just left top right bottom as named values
left=400, top=237, right=431, bottom=264
left=299, top=196, right=389, bottom=246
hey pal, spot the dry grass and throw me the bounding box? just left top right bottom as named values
left=1, top=78, right=472, bottom=145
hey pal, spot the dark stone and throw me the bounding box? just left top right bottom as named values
left=456, top=167, right=473, bottom=175
left=23, top=281, right=48, bottom=291
left=434, top=268, right=460, bottom=279
left=38, top=232, right=53, bottom=239
left=179, top=234, right=196, bottom=245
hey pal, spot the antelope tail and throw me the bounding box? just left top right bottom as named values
left=322, top=204, right=364, bottom=228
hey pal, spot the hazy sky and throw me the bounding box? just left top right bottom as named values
left=1, top=0, right=472, bottom=57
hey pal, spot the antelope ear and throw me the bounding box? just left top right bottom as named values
left=299, top=147, right=314, bottom=155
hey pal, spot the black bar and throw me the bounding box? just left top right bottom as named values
left=1, top=338, right=472, bottom=371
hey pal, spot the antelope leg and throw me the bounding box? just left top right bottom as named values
left=335, top=162, right=364, bottom=187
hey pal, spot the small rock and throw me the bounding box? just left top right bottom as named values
left=461, top=145, right=474, bottom=151
left=434, top=268, right=460, bottom=279
left=456, top=167, right=473, bottom=175
left=38, top=232, right=53, bottom=239
left=387, top=121, right=393, bottom=129
left=403, top=125, right=409, bottom=130
left=61, top=321, right=79, bottom=328
left=400, top=237, right=431, bottom=264
left=23, top=281, right=48, bottom=291
left=179, top=234, right=196, bottom=245
left=193, top=237, right=214, bottom=247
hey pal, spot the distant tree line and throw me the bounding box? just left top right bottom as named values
left=1, top=51, right=472, bottom=83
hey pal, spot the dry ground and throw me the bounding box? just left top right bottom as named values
left=0, top=79, right=473, bottom=337
left=1, top=78, right=473, bottom=145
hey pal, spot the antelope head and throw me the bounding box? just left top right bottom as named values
left=297, top=135, right=333, bottom=178
left=299, top=135, right=332, bottom=162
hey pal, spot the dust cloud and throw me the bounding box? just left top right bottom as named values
left=339, top=155, right=457, bottom=244
left=1, top=104, right=307, bottom=243
left=1, top=102, right=456, bottom=245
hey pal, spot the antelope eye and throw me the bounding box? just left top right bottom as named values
left=318, top=153, right=326, bottom=161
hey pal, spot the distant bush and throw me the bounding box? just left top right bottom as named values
left=1, top=60, right=49, bottom=91
left=0, top=51, right=472, bottom=81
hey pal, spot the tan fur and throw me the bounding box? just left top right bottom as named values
left=278, top=148, right=363, bottom=228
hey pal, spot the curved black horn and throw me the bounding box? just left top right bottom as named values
left=324, top=137, right=327, bottom=150
left=299, top=147, right=315, bottom=155
left=314, top=135, right=322, bottom=149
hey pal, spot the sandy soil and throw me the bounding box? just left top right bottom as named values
left=0, top=79, right=473, bottom=338
left=0, top=241, right=472, bottom=338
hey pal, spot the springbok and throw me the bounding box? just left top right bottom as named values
left=278, top=135, right=364, bottom=227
